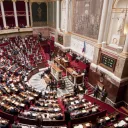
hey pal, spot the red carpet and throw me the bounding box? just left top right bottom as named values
left=58, top=98, right=65, bottom=113
left=118, top=107, right=128, bottom=116
left=85, top=78, right=94, bottom=95
left=84, top=94, right=126, bottom=119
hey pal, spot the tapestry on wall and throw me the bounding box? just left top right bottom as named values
left=72, top=0, right=104, bottom=39
left=32, top=2, right=47, bottom=27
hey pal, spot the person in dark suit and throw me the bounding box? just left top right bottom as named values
left=101, top=89, right=108, bottom=102
left=64, top=109, right=71, bottom=123
left=46, top=82, right=50, bottom=90
left=38, top=33, right=43, bottom=42
left=55, top=113, right=63, bottom=120
left=36, top=114, right=43, bottom=127
left=83, top=69, right=88, bottom=78
left=0, top=74, right=3, bottom=82
left=72, top=53, right=77, bottom=61
left=53, top=80, right=57, bottom=91
left=82, top=83, right=86, bottom=93
left=94, top=85, right=99, bottom=98
left=50, top=80, right=54, bottom=91
left=60, top=80, right=65, bottom=89
left=74, top=85, right=78, bottom=96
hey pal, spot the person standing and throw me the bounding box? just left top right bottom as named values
left=36, top=114, right=43, bottom=128
left=94, top=85, right=99, bottom=98
left=50, top=80, right=54, bottom=91
left=46, top=82, right=50, bottom=90
left=53, top=79, right=57, bottom=91
left=101, top=89, right=108, bottom=102
left=74, top=85, right=78, bottom=96
left=64, top=109, right=71, bottom=126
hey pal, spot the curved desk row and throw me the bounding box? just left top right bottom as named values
left=27, top=63, right=46, bottom=81
left=0, top=63, right=107, bottom=127
left=0, top=109, right=107, bottom=127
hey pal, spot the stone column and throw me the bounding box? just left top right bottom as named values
left=122, top=34, right=128, bottom=55
left=46, top=1, right=49, bottom=26
left=56, top=0, right=60, bottom=30
left=12, top=0, right=18, bottom=27
left=0, top=0, right=6, bottom=28
left=29, top=1, right=33, bottom=27
left=53, top=1, right=54, bottom=27
left=25, top=0, right=29, bottom=27
left=97, top=0, right=109, bottom=44
left=103, top=0, right=114, bottom=42
left=65, top=0, right=69, bottom=33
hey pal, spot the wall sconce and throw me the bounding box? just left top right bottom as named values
left=99, top=72, right=104, bottom=83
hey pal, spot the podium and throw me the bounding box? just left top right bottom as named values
left=60, top=58, right=69, bottom=68
left=51, top=64, right=62, bottom=81
left=66, top=68, right=84, bottom=86
left=54, top=57, right=69, bottom=71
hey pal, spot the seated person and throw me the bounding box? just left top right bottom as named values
left=55, top=113, right=64, bottom=120
left=0, top=117, right=9, bottom=128
left=43, top=113, right=50, bottom=121
left=12, top=121, right=22, bottom=128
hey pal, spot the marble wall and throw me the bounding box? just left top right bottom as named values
left=88, top=69, right=128, bottom=103
left=70, top=36, right=94, bottom=61
left=33, top=27, right=49, bottom=37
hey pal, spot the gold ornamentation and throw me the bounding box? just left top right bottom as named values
left=24, top=0, right=28, bottom=2
left=37, top=2, right=41, bottom=5
left=12, top=0, right=17, bottom=2
left=33, top=21, right=47, bottom=27
left=37, top=7, right=42, bottom=20
left=0, top=0, right=4, bottom=2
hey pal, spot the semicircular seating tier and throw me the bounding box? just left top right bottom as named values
left=0, top=36, right=127, bottom=128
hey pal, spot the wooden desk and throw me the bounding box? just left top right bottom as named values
left=66, top=68, right=84, bottom=86
left=51, top=64, right=62, bottom=81
left=54, top=57, right=69, bottom=70
left=60, top=58, right=69, bottom=68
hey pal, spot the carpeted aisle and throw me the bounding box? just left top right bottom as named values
left=84, top=94, right=126, bottom=119
left=58, top=98, right=65, bottom=113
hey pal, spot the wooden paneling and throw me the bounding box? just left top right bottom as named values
left=88, top=69, right=127, bottom=103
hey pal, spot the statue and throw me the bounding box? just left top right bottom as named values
left=117, top=7, right=128, bottom=35
left=117, top=14, right=126, bottom=35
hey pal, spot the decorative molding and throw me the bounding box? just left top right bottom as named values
left=90, top=63, right=128, bottom=84
left=69, top=32, right=97, bottom=43
left=47, top=0, right=57, bottom=2
left=112, top=0, right=128, bottom=9
left=24, top=0, right=29, bottom=2
left=12, top=0, right=17, bottom=2
left=112, top=8, right=128, bottom=13
left=33, top=22, right=47, bottom=27
left=30, top=0, right=47, bottom=2
left=0, top=0, right=4, bottom=2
